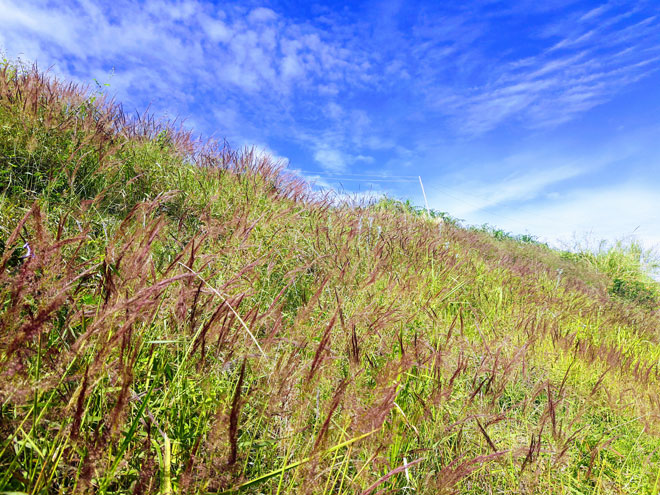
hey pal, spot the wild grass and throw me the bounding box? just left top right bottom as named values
left=560, top=238, right=660, bottom=308
left=1, top=62, right=660, bottom=494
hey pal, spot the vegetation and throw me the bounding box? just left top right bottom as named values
left=560, top=240, right=660, bottom=309
left=1, top=63, right=660, bottom=494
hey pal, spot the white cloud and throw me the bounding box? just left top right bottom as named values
left=248, top=7, right=277, bottom=24
left=310, top=143, right=377, bottom=173
left=579, top=4, right=610, bottom=22
left=324, top=102, right=344, bottom=119
left=427, top=179, right=660, bottom=250
left=314, top=148, right=347, bottom=172
left=419, top=4, right=660, bottom=134
left=354, top=155, right=374, bottom=163
left=202, top=18, right=233, bottom=43
left=432, top=168, right=579, bottom=217
left=491, top=185, right=660, bottom=249
left=0, top=0, right=389, bottom=173
left=281, top=55, right=305, bottom=81
left=0, top=0, right=372, bottom=106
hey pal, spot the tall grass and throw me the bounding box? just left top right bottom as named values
left=1, top=63, right=660, bottom=494
left=560, top=238, right=660, bottom=308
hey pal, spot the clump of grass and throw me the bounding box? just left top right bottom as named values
left=561, top=238, right=660, bottom=308
left=1, top=62, right=660, bottom=494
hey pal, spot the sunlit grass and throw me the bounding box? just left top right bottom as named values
left=1, top=62, right=660, bottom=494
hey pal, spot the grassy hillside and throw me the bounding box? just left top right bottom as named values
left=1, top=64, right=660, bottom=494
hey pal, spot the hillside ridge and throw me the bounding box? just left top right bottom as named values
left=1, top=63, right=660, bottom=494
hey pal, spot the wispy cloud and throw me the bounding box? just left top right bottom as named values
left=430, top=160, right=586, bottom=218
left=3, top=0, right=658, bottom=146
left=417, top=2, right=660, bottom=134
left=492, top=184, right=660, bottom=249
left=425, top=125, right=660, bottom=246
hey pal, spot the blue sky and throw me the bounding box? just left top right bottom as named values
left=2, top=0, right=660, bottom=248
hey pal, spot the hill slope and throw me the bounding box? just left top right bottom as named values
left=1, top=64, right=660, bottom=494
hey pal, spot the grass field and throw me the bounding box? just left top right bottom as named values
left=1, top=63, right=660, bottom=494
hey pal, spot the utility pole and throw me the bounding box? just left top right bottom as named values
left=418, top=176, right=431, bottom=217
